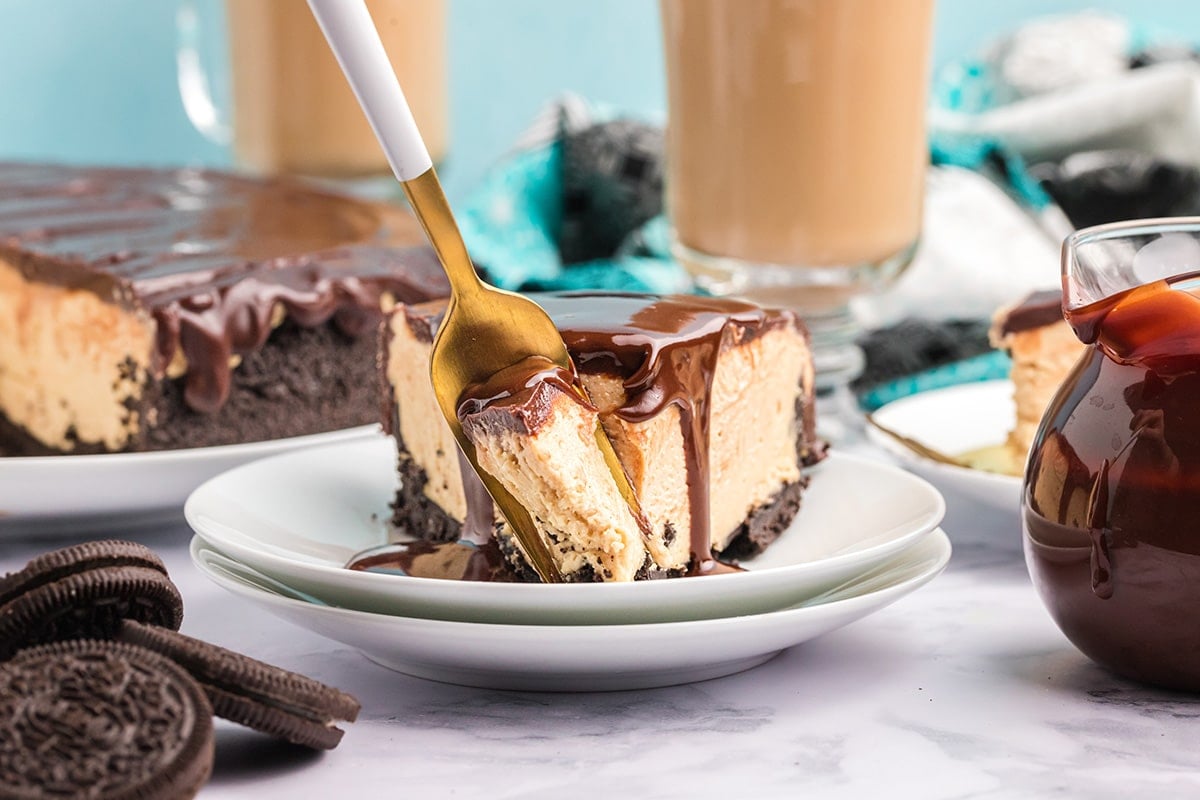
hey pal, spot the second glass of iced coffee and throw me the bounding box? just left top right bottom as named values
left=178, top=0, right=447, bottom=189
left=660, top=0, right=935, bottom=388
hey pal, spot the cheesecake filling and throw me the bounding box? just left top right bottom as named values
left=0, top=257, right=154, bottom=451
left=991, top=289, right=1082, bottom=459
left=385, top=310, right=470, bottom=523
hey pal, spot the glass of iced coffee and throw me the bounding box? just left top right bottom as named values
left=660, top=0, right=935, bottom=388
left=177, top=0, right=447, bottom=187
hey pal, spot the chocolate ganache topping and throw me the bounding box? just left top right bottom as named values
left=997, top=289, right=1065, bottom=336
left=456, top=355, right=594, bottom=436
left=0, top=163, right=449, bottom=413
left=397, top=292, right=816, bottom=577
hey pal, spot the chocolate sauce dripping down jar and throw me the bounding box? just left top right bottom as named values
left=1023, top=217, right=1200, bottom=691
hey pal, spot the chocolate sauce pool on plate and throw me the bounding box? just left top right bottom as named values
left=347, top=540, right=517, bottom=583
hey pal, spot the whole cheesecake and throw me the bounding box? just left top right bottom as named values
left=0, top=163, right=449, bottom=456
left=383, top=292, right=825, bottom=582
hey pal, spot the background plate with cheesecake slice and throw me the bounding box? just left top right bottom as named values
left=865, top=380, right=1023, bottom=518
left=0, top=425, right=380, bottom=534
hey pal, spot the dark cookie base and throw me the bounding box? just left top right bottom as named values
left=0, top=415, right=58, bottom=457
left=390, top=465, right=807, bottom=580
left=391, top=448, right=465, bottom=543
left=492, top=525, right=676, bottom=583
left=0, top=319, right=380, bottom=456
left=718, top=476, right=807, bottom=562
left=147, top=319, right=380, bottom=451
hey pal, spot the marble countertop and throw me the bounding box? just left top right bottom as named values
left=3, top=449, right=1199, bottom=799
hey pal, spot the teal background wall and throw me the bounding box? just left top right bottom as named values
left=0, top=1, right=1198, bottom=199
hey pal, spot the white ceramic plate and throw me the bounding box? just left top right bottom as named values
left=0, top=426, right=379, bottom=534
left=865, top=380, right=1022, bottom=515
left=184, top=437, right=945, bottom=625
left=191, top=528, right=951, bottom=692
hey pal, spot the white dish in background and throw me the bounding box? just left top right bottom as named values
left=866, top=380, right=1022, bottom=516
left=191, top=529, right=952, bottom=692
left=184, top=437, right=945, bottom=625
left=0, top=426, right=380, bottom=535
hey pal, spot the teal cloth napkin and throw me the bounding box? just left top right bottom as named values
left=458, top=96, right=689, bottom=294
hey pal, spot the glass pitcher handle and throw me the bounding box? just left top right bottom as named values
left=176, top=0, right=232, bottom=146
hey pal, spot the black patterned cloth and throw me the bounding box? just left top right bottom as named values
left=457, top=95, right=685, bottom=294
left=1031, top=150, right=1200, bottom=229
left=558, top=119, right=665, bottom=265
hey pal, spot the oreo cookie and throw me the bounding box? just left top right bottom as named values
left=0, top=541, right=183, bottom=660
left=119, top=619, right=361, bottom=750
left=0, top=539, right=167, bottom=606
left=0, top=639, right=214, bottom=799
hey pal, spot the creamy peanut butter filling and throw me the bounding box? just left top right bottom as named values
left=0, top=258, right=155, bottom=451
left=386, top=312, right=469, bottom=521
left=708, top=327, right=807, bottom=547
left=1001, top=322, right=1082, bottom=458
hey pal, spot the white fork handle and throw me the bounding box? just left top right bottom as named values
left=306, top=0, right=433, bottom=182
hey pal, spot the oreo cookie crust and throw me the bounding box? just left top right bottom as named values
left=119, top=619, right=361, bottom=750
left=0, top=566, right=183, bottom=660
left=0, top=640, right=214, bottom=800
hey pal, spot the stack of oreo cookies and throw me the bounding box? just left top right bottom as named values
left=0, top=540, right=361, bottom=799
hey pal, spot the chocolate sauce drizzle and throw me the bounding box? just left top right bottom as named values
left=347, top=539, right=515, bottom=582
left=0, top=163, right=449, bottom=413
left=456, top=355, right=593, bottom=429
left=456, top=449, right=500, bottom=545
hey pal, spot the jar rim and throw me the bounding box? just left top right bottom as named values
left=1065, top=216, right=1200, bottom=250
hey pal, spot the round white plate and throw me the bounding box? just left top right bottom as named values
left=866, top=380, right=1022, bottom=515
left=191, top=528, right=951, bottom=692
left=0, top=426, right=380, bottom=534
left=184, top=437, right=945, bottom=625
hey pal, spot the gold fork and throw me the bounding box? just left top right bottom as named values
left=308, top=0, right=639, bottom=582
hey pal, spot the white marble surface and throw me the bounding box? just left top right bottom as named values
left=3, top=448, right=1200, bottom=799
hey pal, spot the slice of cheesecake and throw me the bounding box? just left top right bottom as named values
left=990, top=289, right=1083, bottom=459
left=0, top=163, right=449, bottom=456
left=383, top=292, right=824, bottom=582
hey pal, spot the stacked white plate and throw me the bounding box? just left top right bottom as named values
left=185, top=434, right=951, bottom=691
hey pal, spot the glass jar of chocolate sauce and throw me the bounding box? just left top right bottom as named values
left=1024, top=218, right=1200, bottom=690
